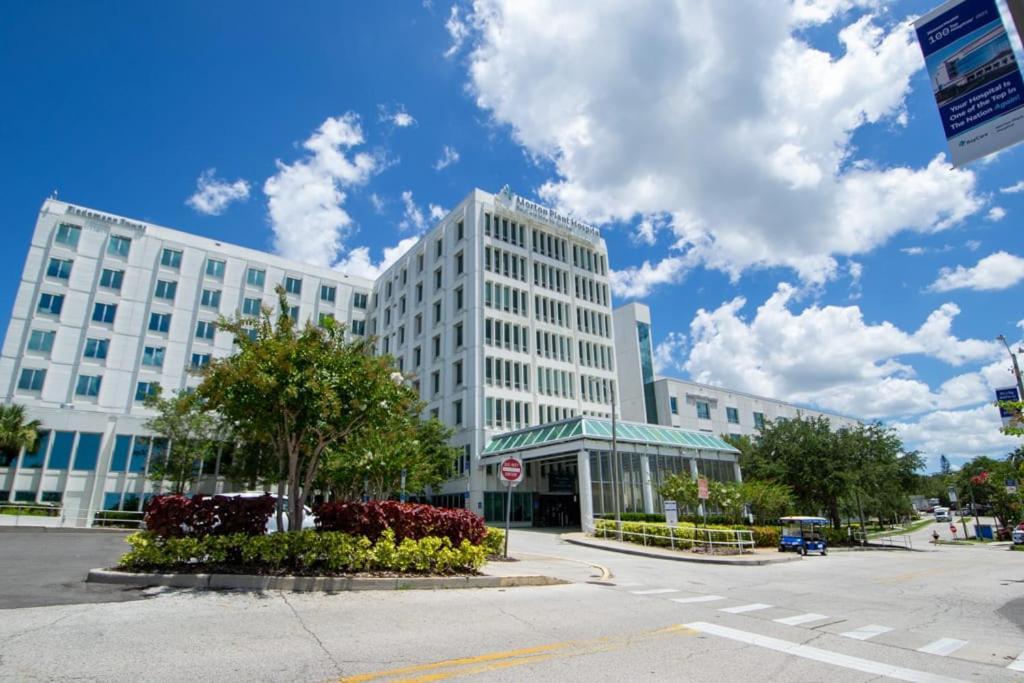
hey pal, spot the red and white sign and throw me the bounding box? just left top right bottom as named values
left=697, top=477, right=709, bottom=501
left=499, top=457, right=524, bottom=486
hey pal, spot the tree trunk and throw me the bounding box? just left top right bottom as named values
left=276, top=478, right=286, bottom=532
left=829, top=501, right=841, bottom=529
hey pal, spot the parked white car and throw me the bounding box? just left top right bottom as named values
left=214, top=492, right=317, bottom=533
left=933, top=507, right=951, bottom=522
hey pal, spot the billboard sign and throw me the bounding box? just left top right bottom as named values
left=996, top=386, right=1021, bottom=428
left=914, top=0, right=1024, bottom=165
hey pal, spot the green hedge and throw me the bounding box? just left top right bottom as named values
left=483, top=527, right=505, bottom=557
left=593, top=520, right=862, bottom=549
left=118, top=530, right=488, bottom=575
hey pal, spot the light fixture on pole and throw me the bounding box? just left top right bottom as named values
left=997, top=334, right=1024, bottom=398
left=610, top=382, right=622, bottom=541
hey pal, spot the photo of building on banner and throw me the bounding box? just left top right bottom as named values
left=914, top=0, right=1024, bottom=165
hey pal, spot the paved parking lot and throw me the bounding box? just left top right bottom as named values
left=0, top=528, right=146, bottom=609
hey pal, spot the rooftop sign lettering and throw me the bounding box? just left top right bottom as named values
left=65, top=205, right=147, bottom=234
left=496, top=185, right=600, bottom=242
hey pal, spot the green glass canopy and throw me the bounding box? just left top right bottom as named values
left=481, top=417, right=740, bottom=455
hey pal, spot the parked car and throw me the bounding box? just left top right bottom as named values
left=1012, top=523, right=1024, bottom=545
left=209, top=492, right=316, bottom=533
left=934, top=506, right=951, bottom=522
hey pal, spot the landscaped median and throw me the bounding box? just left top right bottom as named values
left=590, top=518, right=863, bottom=553
left=88, top=495, right=563, bottom=592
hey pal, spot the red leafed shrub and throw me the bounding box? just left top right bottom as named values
left=315, top=501, right=487, bottom=546
left=144, top=494, right=275, bottom=538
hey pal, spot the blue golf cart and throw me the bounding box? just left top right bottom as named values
left=779, top=516, right=828, bottom=556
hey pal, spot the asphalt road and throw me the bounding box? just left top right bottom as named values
left=0, top=528, right=144, bottom=609
left=1, top=527, right=1022, bottom=681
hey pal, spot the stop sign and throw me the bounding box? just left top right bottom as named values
left=499, top=457, right=524, bottom=485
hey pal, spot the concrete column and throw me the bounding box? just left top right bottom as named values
left=640, top=454, right=654, bottom=514
left=690, top=453, right=702, bottom=518
left=577, top=449, right=593, bottom=530
left=733, top=459, right=743, bottom=484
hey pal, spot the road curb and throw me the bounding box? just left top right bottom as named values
left=561, top=534, right=802, bottom=566
left=86, top=569, right=567, bottom=592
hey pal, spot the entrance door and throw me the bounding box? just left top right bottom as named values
left=535, top=494, right=581, bottom=528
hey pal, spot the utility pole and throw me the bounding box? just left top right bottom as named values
left=997, top=335, right=1024, bottom=399
left=611, top=383, right=622, bottom=541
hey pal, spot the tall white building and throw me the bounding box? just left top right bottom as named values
left=613, top=303, right=860, bottom=437
left=0, top=199, right=373, bottom=518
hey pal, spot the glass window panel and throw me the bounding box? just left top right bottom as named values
left=48, top=431, right=75, bottom=469
left=73, top=432, right=102, bottom=471
left=103, top=492, right=122, bottom=511
left=110, top=434, right=132, bottom=472
left=129, top=437, right=150, bottom=473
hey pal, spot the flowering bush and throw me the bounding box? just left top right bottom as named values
left=144, top=494, right=276, bottom=539
left=314, top=500, right=487, bottom=546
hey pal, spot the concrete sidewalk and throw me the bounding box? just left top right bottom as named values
left=561, top=532, right=801, bottom=566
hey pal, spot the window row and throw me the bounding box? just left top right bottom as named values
left=485, top=397, right=532, bottom=431
left=534, top=295, right=571, bottom=328
left=537, top=366, right=575, bottom=399
left=484, top=357, right=530, bottom=392
left=484, top=246, right=527, bottom=282
left=671, top=398, right=753, bottom=427
left=581, top=375, right=615, bottom=405
left=578, top=340, right=614, bottom=371
left=576, top=307, right=611, bottom=338
left=534, top=261, right=569, bottom=295
left=532, top=228, right=568, bottom=263
left=484, top=213, right=527, bottom=248
left=484, top=281, right=529, bottom=317
left=485, top=319, right=530, bottom=354
left=574, top=275, right=609, bottom=306
left=536, top=330, right=573, bottom=363
left=539, top=404, right=576, bottom=424
left=572, top=244, right=607, bottom=276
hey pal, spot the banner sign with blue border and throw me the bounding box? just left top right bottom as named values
left=915, top=0, right=1024, bottom=165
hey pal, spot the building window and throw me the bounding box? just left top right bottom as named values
left=432, top=371, right=440, bottom=395
left=107, top=235, right=131, bottom=258
left=353, top=292, right=368, bottom=309
left=83, top=338, right=109, bottom=359
left=417, top=253, right=424, bottom=272
left=46, top=257, right=72, bottom=280
left=154, top=280, right=177, bottom=301
left=149, top=312, right=171, bottom=333
left=453, top=399, right=463, bottom=425
left=454, top=286, right=464, bottom=311
left=242, top=297, right=261, bottom=315
left=696, top=401, right=711, bottom=420
left=434, top=268, right=443, bottom=290
left=142, top=346, right=165, bottom=367
left=27, top=329, right=55, bottom=353
left=196, top=320, right=216, bottom=340
left=726, top=407, right=739, bottom=424
left=247, top=268, right=266, bottom=288
left=17, top=368, right=46, bottom=391
left=670, top=397, right=678, bottom=415
left=99, top=268, right=124, bottom=290
left=75, top=374, right=102, bottom=397
left=92, top=302, right=117, bottom=324
left=201, top=289, right=221, bottom=308
left=55, top=223, right=81, bottom=247
left=433, top=301, right=442, bottom=323
left=454, top=322, right=463, bottom=349
left=351, top=319, right=366, bottom=335
left=415, top=283, right=423, bottom=303
left=191, top=353, right=211, bottom=369
left=432, top=334, right=441, bottom=359
left=285, top=276, right=302, bottom=295
left=753, top=412, right=765, bottom=429
left=135, top=381, right=159, bottom=402
left=206, top=259, right=226, bottom=279
left=435, top=239, right=443, bottom=258
left=37, top=293, right=64, bottom=316
left=455, top=250, right=464, bottom=275
left=160, top=248, right=183, bottom=269
left=457, top=220, right=464, bottom=240
left=414, top=346, right=422, bottom=367
left=321, top=284, right=336, bottom=303
left=454, top=360, right=463, bottom=386
left=288, top=305, right=300, bottom=323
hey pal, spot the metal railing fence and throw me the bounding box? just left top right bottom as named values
left=589, top=519, right=755, bottom=554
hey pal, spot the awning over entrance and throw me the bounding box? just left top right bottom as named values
left=481, top=417, right=740, bottom=456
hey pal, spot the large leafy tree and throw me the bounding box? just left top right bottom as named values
left=0, top=403, right=41, bottom=462
left=198, top=287, right=419, bottom=530
left=142, top=388, right=221, bottom=494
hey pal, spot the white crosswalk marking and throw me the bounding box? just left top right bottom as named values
left=685, top=622, right=960, bottom=683
left=719, top=603, right=772, bottom=614
left=670, top=595, right=725, bottom=604
left=840, top=624, right=893, bottom=640
left=774, top=613, right=827, bottom=626
left=916, top=638, right=967, bottom=656
left=629, top=588, right=679, bottom=595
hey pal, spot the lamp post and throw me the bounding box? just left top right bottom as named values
left=610, top=383, right=622, bottom=541
left=996, top=335, right=1024, bottom=398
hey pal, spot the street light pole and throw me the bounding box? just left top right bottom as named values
left=997, top=334, right=1024, bottom=399
left=611, top=383, right=622, bottom=541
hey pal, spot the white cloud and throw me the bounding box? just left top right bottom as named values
left=429, top=204, right=448, bottom=221
left=444, top=5, right=469, bottom=58
left=901, top=246, right=926, bottom=256
left=379, top=104, right=416, bottom=128
left=891, top=405, right=1019, bottom=465
left=965, top=239, right=981, bottom=251
left=680, top=284, right=1000, bottom=420
left=335, top=236, right=420, bottom=280
left=459, top=1, right=984, bottom=291
left=369, top=193, right=385, bottom=213
left=986, top=206, right=1007, bottom=222
left=653, top=332, right=688, bottom=375
left=929, top=251, right=1024, bottom=292
left=186, top=169, right=250, bottom=215
left=263, top=113, right=378, bottom=268
left=1000, top=180, right=1024, bottom=194
left=434, top=145, right=460, bottom=171
left=399, top=191, right=425, bottom=232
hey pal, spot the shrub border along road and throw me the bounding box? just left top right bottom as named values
left=86, top=568, right=565, bottom=592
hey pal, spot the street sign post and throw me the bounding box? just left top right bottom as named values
left=663, top=500, right=679, bottom=550
left=499, top=457, right=524, bottom=558
left=697, top=477, right=709, bottom=526
left=947, top=486, right=958, bottom=504
left=1007, top=479, right=1019, bottom=494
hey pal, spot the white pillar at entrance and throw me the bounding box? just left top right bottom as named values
left=690, top=453, right=702, bottom=518
left=577, top=449, right=593, bottom=530
left=640, top=454, right=654, bottom=514
left=733, top=459, right=743, bottom=483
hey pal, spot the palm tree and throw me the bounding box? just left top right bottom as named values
left=0, top=403, right=42, bottom=457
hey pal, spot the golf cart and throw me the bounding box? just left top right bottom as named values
left=779, top=516, right=828, bottom=556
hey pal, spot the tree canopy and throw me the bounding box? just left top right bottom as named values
left=0, top=403, right=41, bottom=457
left=143, top=388, right=221, bottom=494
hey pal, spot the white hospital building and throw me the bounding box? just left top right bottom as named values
left=0, top=189, right=856, bottom=527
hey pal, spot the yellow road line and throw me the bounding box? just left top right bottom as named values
left=340, top=624, right=697, bottom=683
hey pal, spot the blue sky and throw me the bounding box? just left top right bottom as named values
left=2, top=0, right=1023, bottom=469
